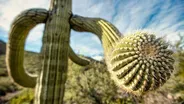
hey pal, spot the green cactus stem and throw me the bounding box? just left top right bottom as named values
left=6, top=0, right=87, bottom=103
left=33, top=0, right=72, bottom=103
left=70, top=15, right=121, bottom=55
left=6, top=8, right=89, bottom=89
left=6, top=8, right=48, bottom=88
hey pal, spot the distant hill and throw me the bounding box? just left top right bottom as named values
left=0, top=40, right=6, bottom=55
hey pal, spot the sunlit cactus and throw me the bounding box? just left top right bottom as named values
left=109, top=31, right=175, bottom=95
left=70, top=16, right=175, bottom=96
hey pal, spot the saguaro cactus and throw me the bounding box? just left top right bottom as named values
left=6, top=0, right=174, bottom=103
left=70, top=16, right=174, bottom=96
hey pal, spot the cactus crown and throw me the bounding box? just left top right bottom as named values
left=109, top=31, right=174, bottom=95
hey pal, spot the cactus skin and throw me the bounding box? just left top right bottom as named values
left=6, top=8, right=48, bottom=88
left=34, top=0, right=71, bottom=103
left=109, top=31, right=174, bottom=95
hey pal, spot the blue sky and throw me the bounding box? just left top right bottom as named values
left=0, top=0, right=184, bottom=60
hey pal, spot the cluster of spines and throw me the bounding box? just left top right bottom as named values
left=109, top=32, right=174, bottom=95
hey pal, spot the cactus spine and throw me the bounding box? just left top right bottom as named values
left=109, top=31, right=174, bottom=95
left=6, top=0, right=175, bottom=103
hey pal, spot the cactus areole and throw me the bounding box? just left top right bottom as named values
left=6, top=0, right=175, bottom=103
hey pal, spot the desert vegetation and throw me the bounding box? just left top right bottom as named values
left=0, top=36, right=184, bottom=104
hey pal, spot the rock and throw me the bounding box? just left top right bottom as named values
left=167, top=93, right=173, bottom=100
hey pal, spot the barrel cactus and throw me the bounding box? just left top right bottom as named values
left=109, top=31, right=174, bottom=95
left=6, top=0, right=175, bottom=103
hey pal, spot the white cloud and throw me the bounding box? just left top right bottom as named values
left=0, top=0, right=115, bottom=55
left=24, top=24, right=45, bottom=52
left=92, top=55, right=103, bottom=61
left=70, top=31, right=103, bottom=57
left=0, top=0, right=49, bottom=31
left=72, top=44, right=102, bottom=57
left=112, top=0, right=184, bottom=44
left=91, top=35, right=101, bottom=44
left=26, top=24, right=44, bottom=42
left=73, top=0, right=115, bottom=20
left=71, top=42, right=104, bottom=61
left=0, top=0, right=49, bottom=49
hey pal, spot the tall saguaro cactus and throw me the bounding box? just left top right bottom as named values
left=6, top=0, right=175, bottom=103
